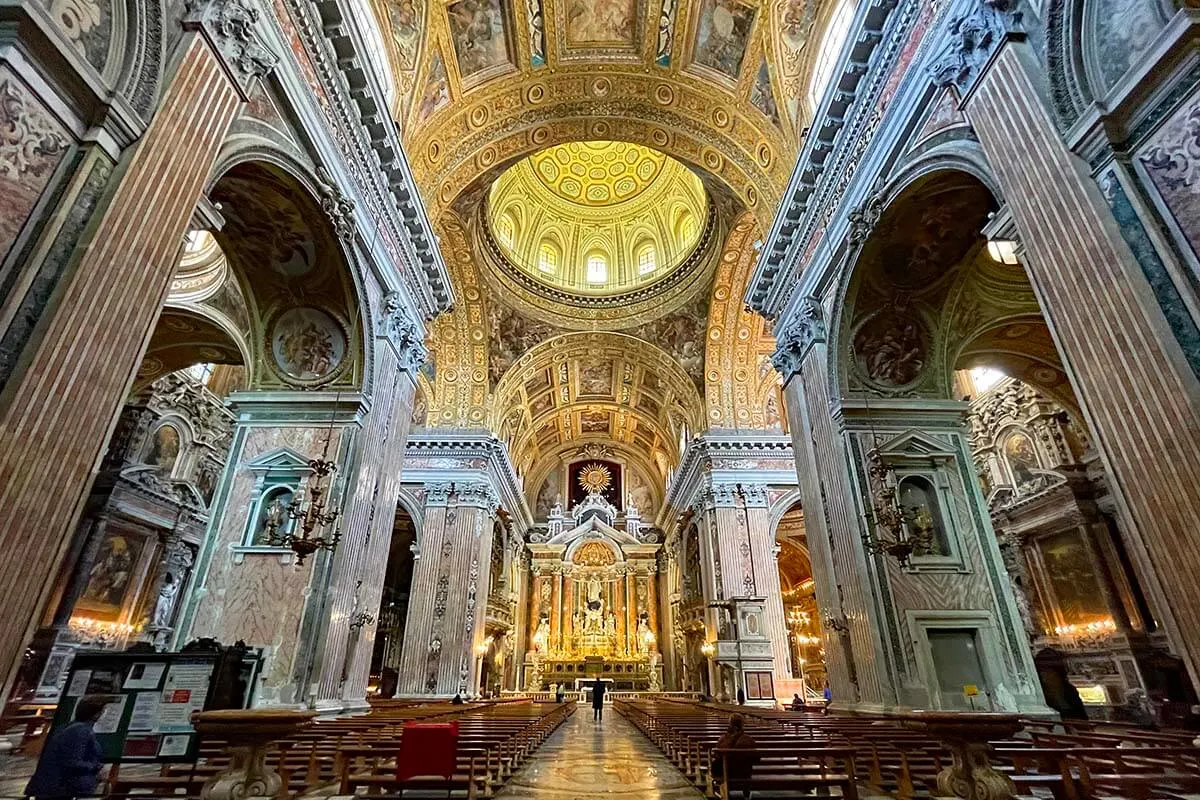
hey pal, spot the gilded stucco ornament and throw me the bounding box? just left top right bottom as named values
left=770, top=298, right=826, bottom=380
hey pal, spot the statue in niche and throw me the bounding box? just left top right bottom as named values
left=605, top=612, right=616, bottom=637
left=637, top=617, right=651, bottom=653
left=583, top=576, right=604, bottom=634
left=533, top=618, right=550, bottom=652
left=152, top=572, right=182, bottom=629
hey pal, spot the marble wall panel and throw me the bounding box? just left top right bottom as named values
left=0, top=67, right=70, bottom=263
left=188, top=425, right=346, bottom=702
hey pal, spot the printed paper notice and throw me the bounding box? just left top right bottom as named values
left=123, top=662, right=165, bottom=690
left=157, top=662, right=212, bottom=733
left=158, top=734, right=191, bottom=758
left=66, top=670, right=91, bottom=697
left=93, top=695, right=127, bottom=734
left=128, top=692, right=160, bottom=732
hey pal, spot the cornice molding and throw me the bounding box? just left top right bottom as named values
left=281, top=0, right=453, bottom=319
left=403, top=431, right=532, bottom=530
left=746, top=0, right=906, bottom=318
left=663, top=432, right=796, bottom=514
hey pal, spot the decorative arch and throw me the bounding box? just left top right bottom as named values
left=204, top=156, right=369, bottom=391
left=704, top=212, right=776, bottom=428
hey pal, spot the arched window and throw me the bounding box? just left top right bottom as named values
left=586, top=253, right=608, bottom=283
left=538, top=242, right=558, bottom=273
left=898, top=475, right=950, bottom=557
left=637, top=243, right=657, bottom=274
left=498, top=214, right=515, bottom=245
left=808, top=0, right=855, bottom=112
left=678, top=214, right=697, bottom=242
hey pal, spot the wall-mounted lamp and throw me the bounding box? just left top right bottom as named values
left=700, top=641, right=715, bottom=657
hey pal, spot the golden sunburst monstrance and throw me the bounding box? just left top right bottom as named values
left=578, top=463, right=613, bottom=495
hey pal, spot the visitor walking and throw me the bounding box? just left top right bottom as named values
left=591, top=677, right=606, bottom=722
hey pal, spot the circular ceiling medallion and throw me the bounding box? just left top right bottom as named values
left=270, top=307, right=347, bottom=385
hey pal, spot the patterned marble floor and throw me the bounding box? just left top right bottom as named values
left=493, top=707, right=704, bottom=800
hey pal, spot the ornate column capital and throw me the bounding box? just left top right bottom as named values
left=771, top=298, right=826, bottom=381
left=424, top=482, right=453, bottom=507
left=183, top=0, right=279, bottom=98
left=453, top=482, right=499, bottom=515
left=700, top=484, right=739, bottom=509
left=379, top=292, right=429, bottom=373
left=740, top=484, right=770, bottom=508
left=928, top=0, right=1022, bottom=97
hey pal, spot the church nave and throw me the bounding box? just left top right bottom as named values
left=492, top=710, right=703, bottom=800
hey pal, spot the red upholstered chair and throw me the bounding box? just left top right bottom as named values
left=397, top=721, right=459, bottom=781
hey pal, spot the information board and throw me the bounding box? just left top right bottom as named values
left=50, top=652, right=219, bottom=763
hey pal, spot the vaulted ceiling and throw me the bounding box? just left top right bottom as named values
left=385, top=0, right=853, bottom=512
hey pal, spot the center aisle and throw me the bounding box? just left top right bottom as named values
left=494, top=706, right=705, bottom=799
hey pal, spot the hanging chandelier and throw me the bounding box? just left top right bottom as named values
left=860, top=394, right=933, bottom=568
left=862, top=448, right=934, bottom=568
left=265, top=395, right=343, bottom=565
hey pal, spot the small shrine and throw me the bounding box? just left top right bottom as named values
left=523, top=463, right=663, bottom=691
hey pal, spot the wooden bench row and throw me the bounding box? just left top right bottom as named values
left=107, top=698, right=574, bottom=799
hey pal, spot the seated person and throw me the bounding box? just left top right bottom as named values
left=789, top=693, right=804, bottom=711
left=711, top=713, right=758, bottom=797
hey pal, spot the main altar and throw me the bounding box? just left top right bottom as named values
left=523, top=465, right=663, bottom=690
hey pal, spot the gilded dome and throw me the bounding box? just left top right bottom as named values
left=487, top=141, right=708, bottom=297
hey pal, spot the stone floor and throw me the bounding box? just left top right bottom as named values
left=492, top=707, right=704, bottom=800
left=0, top=708, right=704, bottom=799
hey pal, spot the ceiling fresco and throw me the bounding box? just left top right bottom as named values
left=380, top=0, right=854, bottom=514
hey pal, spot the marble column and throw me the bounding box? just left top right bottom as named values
left=175, top=393, right=360, bottom=707
left=647, top=566, right=660, bottom=653
left=741, top=486, right=790, bottom=679
left=774, top=306, right=892, bottom=709
left=312, top=318, right=425, bottom=710
left=0, top=9, right=274, bottom=695
left=550, top=569, right=562, bottom=654
left=528, top=570, right=544, bottom=652
left=396, top=482, right=498, bottom=696
left=965, top=40, right=1200, bottom=680
left=626, top=570, right=637, bottom=655
left=616, top=571, right=627, bottom=656
left=563, top=574, right=574, bottom=654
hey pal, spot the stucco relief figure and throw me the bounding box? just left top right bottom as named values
left=853, top=310, right=929, bottom=386
left=271, top=307, right=346, bottom=382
